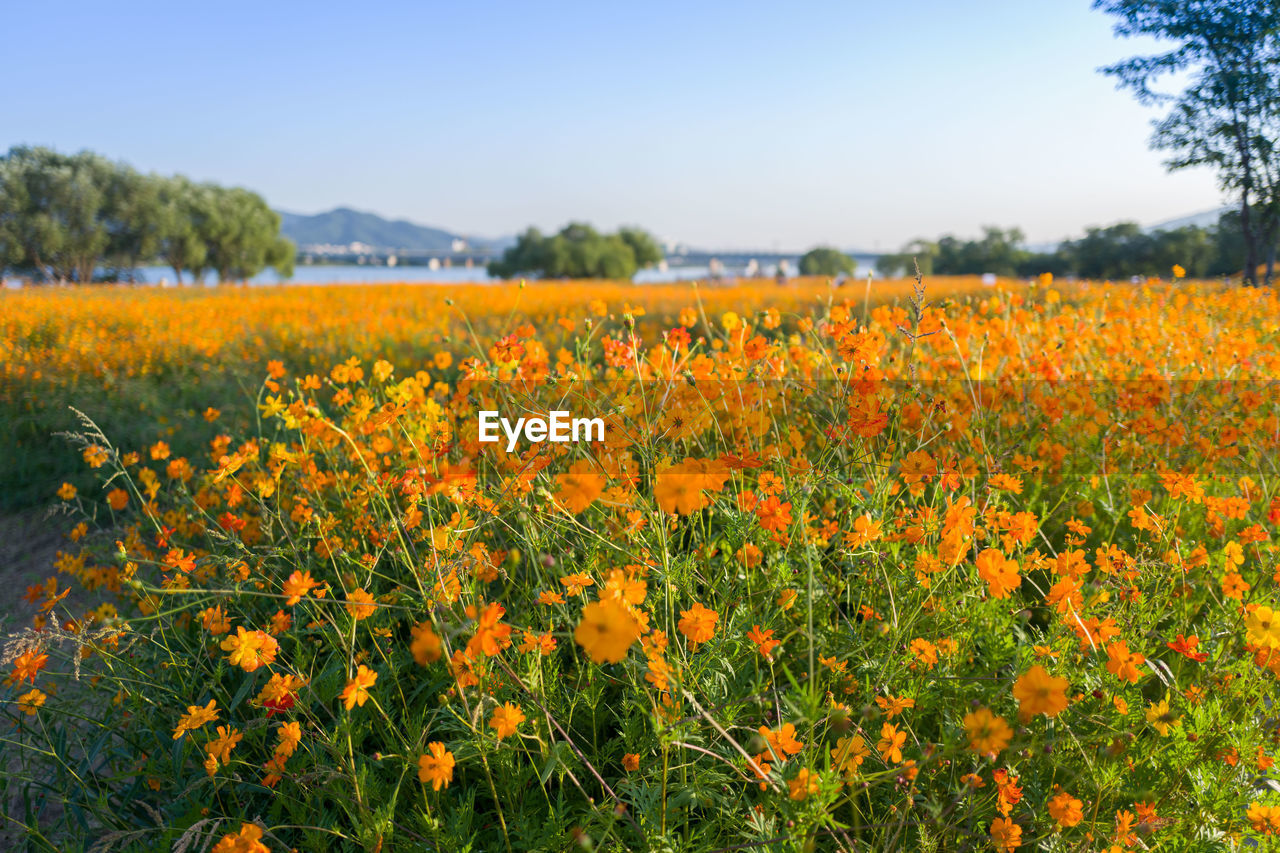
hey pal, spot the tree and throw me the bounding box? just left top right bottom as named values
left=0, top=146, right=115, bottom=282
left=0, top=146, right=293, bottom=284
left=1094, top=0, right=1280, bottom=284
left=618, top=227, right=663, bottom=268
left=199, top=186, right=295, bottom=282
left=488, top=223, right=663, bottom=279
left=877, top=240, right=938, bottom=278
left=153, top=175, right=209, bottom=284
left=798, top=246, right=855, bottom=277
left=101, top=164, right=162, bottom=280
left=929, top=227, right=1028, bottom=276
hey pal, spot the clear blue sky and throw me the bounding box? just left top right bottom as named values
left=5, top=0, right=1225, bottom=251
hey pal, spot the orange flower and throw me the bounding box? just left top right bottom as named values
left=220, top=627, right=279, bottom=673
left=574, top=600, right=641, bottom=664
left=877, top=723, right=906, bottom=763
left=418, top=742, right=455, bottom=790
left=345, top=588, right=377, bottom=621
left=559, top=572, right=595, bottom=596
left=678, top=602, right=718, bottom=646
left=556, top=462, right=605, bottom=514
left=746, top=625, right=780, bottom=660
left=989, top=817, right=1022, bottom=852
left=16, top=689, right=46, bottom=716
left=1012, top=665, right=1070, bottom=721
left=210, top=823, right=270, bottom=853
left=759, top=723, right=804, bottom=761
left=1105, top=641, right=1145, bottom=684
left=622, top=752, right=640, bottom=771
left=489, top=702, right=526, bottom=740
left=1049, top=790, right=1084, bottom=827
left=830, top=735, right=869, bottom=777
left=281, top=570, right=320, bottom=606
left=465, top=602, right=513, bottom=658
left=976, top=548, right=1021, bottom=599
left=205, top=724, right=243, bottom=766
left=11, top=650, right=48, bottom=685
left=963, top=707, right=1012, bottom=756
left=653, top=461, right=705, bottom=515
left=340, top=665, right=377, bottom=710
left=411, top=621, right=443, bottom=665
left=173, top=699, right=220, bottom=739
left=755, top=495, right=793, bottom=533
left=788, top=768, right=819, bottom=801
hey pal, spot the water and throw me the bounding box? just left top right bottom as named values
left=4, top=258, right=881, bottom=288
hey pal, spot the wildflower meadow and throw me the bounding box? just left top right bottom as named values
left=3, top=274, right=1280, bottom=852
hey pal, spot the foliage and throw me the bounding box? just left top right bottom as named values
left=3, top=278, right=1280, bottom=851
left=0, top=146, right=294, bottom=284
left=1093, top=0, right=1280, bottom=284
left=488, top=223, right=663, bottom=279
left=1056, top=222, right=1219, bottom=279
left=878, top=216, right=1261, bottom=280
left=797, top=247, right=855, bottom=277
left=879, top=228, right=1027, bottom=277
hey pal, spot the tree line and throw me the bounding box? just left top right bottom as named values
left=0, top=146, right=295, bottom=284
left=1093, top=0, right=1280, bottom=286
left=876, top=213, right=1259, bottom=280
left=488, top=223, right=664, bottom=279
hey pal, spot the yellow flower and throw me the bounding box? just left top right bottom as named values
left=1144, top=698, right=1181, bottom=736
left=1246, top=605, right=1280, bottom=649
left=16, top=689, right=46, bottom=716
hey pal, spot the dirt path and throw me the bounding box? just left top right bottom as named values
left=0, top=508, right=76, bottom=846
left=0, top=508, right=72, bottom=630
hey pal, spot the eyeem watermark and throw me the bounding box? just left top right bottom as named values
left=478, top=410, right=605, bottom=452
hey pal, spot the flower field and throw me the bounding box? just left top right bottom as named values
left=4, top=275, right=1280, bottom=851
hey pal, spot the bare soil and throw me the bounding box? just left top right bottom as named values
left=0, top=508, right=72, bottom=629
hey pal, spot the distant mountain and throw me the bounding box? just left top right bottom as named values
left=278, top=207, right=509, bottom=253
left=1021, top=207, right=1231, bottom=254
left=1145, top=207, right=1231, bottom=233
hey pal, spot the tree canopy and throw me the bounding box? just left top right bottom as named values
left=1094, top=0, right=1280, bottom=284
left=0, top=146, right=294, bottom=284
left=876, top=216, right=1248, bottom=280
left=798, top=246, right=856, bottom=277
left=488, top=223, right=663, bottom=280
